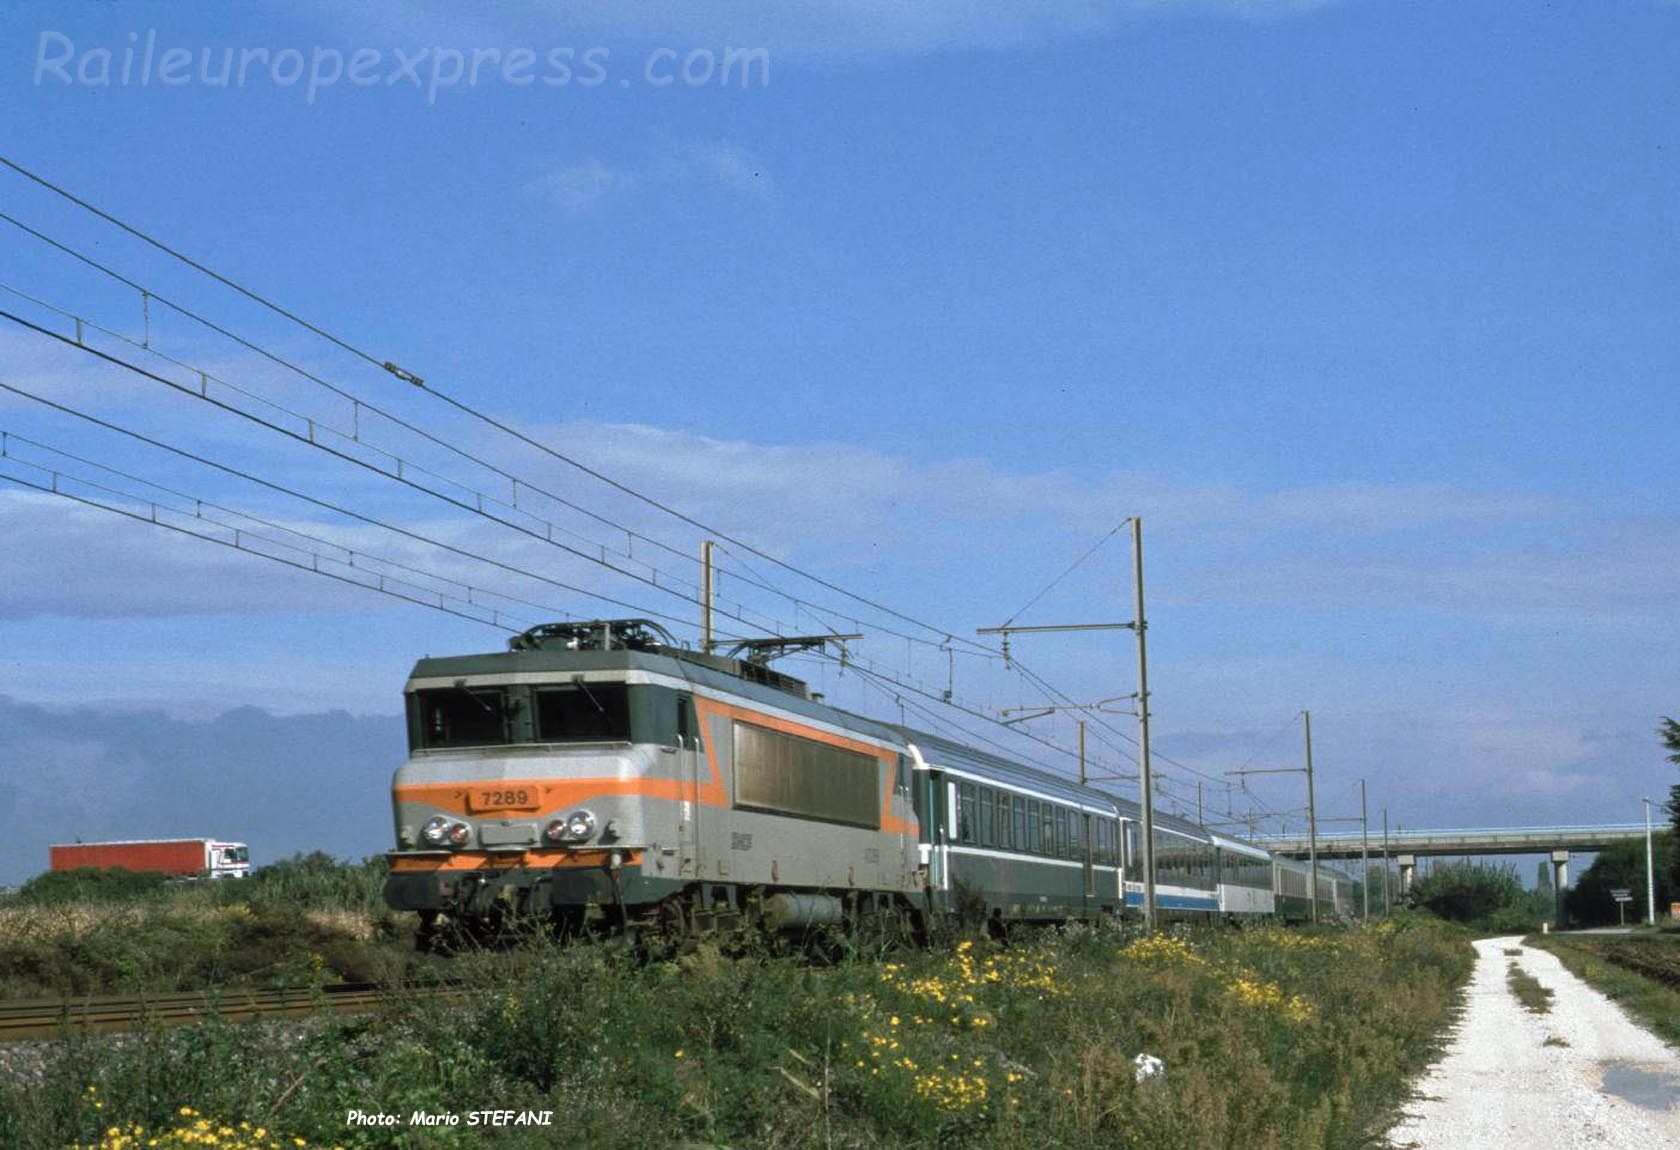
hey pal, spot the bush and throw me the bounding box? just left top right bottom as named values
left=1407, top=860, right=1543, bottom=931
left=1565, top=835, right=1674, bottom=927
left=0, top=855, right=416, bottom=999
left=228, top=852, right=390, bottom=914
left=11, top=867, right=173, bottom=906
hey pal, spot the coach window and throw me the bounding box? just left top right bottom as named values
left=978, top=788, right=996, bottom=847
left=1053, top=808, right=1068, bottom=859
left=957, top=783, right=977, bottom=844
left=1071, top=812, right=1085, bottom=859
left=1012, top=796, right=1028, bottom=853
left=1040, top=805, right=1055, bottom=857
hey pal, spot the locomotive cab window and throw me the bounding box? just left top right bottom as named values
left=535, top=682, right=631, bottom=742
left=414, top=687, right=511, bottom=748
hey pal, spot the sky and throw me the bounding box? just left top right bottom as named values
left=0, top=1, right=1676, bottom=884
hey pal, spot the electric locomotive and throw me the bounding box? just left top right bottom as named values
left=383, top=620, right=923, bottom=944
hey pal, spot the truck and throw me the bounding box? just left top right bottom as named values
left=49, top=839, right=251, bottom=879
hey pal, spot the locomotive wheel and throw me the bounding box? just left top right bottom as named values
left=414, top=911, right=442, bottom=954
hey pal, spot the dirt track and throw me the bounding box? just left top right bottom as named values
left=1387, top=935, right=1680, bottom=1149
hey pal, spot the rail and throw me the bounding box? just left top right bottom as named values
left=0, top=980, right=461, bottom=1043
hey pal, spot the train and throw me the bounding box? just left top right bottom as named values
left=381, top=620, right=1353, bottom=944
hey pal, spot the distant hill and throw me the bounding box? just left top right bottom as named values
left=0, top=696, right=405, bottom=884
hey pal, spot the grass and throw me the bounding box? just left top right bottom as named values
left=1505, top=962, right=1553, bottom=1014
left=1526, top=931, right=1680, bottom=1047
left=0, top=855, right=428, bottom=1000
left=0, top=914, right=1473, bottom=1150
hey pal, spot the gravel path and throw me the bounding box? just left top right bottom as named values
left=1388, top=935, right=1680, bottom=1149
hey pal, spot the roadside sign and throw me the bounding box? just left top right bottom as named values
left=1611, top=888, right=1632, bottom=902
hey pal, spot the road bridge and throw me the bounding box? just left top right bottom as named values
left=1254, top=823, right=1649, bottom=892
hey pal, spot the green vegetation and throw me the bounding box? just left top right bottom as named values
left=1661, top=716, right=1680, bottom=904
left=1563, top=834, right=1674, bottom=927
left=1406, top=860, right=1554, bottom=933
left=1527, top=931, right=1680, bottom=1047
left=0, top=854, right=419, bottom=999
left=1505, top=962, right=1554, bottom=1014
left=0, top=916, right=1472, bottom=1150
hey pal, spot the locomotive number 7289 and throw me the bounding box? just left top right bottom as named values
left=468, top=787, right=538, bottom=811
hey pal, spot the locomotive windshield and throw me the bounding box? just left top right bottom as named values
left=416, top=687, right=511, bottom=748
left=411, top=682, right=634, bottom=749
left=534, top=683, right=630, bottom=742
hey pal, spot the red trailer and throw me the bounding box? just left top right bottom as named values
left=49, top=839, right=250, bottom=879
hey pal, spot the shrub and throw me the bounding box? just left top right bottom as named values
left=1407, top=860, right=1531, bottom=929
left=11, top=867, right=173, bottom=906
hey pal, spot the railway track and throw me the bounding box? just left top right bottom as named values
left=0, top=981, right=458, bottom=1043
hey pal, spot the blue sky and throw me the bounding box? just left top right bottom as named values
left=1, top=1, right=1676, bottom=882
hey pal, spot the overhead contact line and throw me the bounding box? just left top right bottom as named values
left=0, top=305, right=794, bottom=638
left=0, top=380, right=710, bottom=632
left=0, top=155, right=1012, bottom=665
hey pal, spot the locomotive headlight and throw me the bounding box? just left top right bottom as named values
left=421, top=816, right=452, bottom=846
left=543, top=810, right=597, bottom=844
left=447, top=822, right=472, bottom=847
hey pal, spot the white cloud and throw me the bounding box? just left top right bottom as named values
left=531, top=141, right=774, bottom=213
left=678, top=141, right=775, bottom=199
left=9, top=400, right=1673, bottom=636
left=532, top=158, right=635, bottom=214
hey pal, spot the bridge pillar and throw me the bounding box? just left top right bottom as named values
left=1397, top=854, right=1416, bottom=893
left=1551, top=849, right=1570, bottom=927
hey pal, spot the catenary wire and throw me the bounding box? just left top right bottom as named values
left=0, top=156, right=1312, bottom=836
left=0, top=305, right=807, bottom=640
left=1002, top=518, right=1129, bottom=627
left=0, top=455, right=525, bottom=633
left=0, top=379, right=725, bottom=634
left=0, top=159, right=1011, bottom=661
left=0, top=273, right=801, bottom=632
left=0, top=227, right=1006, bottom=664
